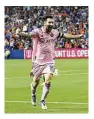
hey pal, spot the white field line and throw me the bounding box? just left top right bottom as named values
left=5, top=72, right=88, bottom=79
left=58, top=72, right=88, bottom=76
left=5, top=100, right=88, bottom=105
left=5, top=77, right=29, bottom=79
left=59, top=69, right=88, bottom=72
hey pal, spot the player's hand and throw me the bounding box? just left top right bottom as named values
left=16, top=29, right=21, bottom=35
left=54, top=69, right=58, bottom=76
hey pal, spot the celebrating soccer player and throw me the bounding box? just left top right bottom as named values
left=18, top=15, right=83, bottom=110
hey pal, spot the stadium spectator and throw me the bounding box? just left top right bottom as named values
left=5, top=48, right=10, bottom=59
left=4, top=6, right=88, bottom=50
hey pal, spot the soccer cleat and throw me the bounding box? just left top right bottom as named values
left=31, top=94, right=36, bottom=106
left=40, top=100, right=47, bottom=110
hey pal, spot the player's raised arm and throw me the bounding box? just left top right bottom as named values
left=18, top=32, right=31, bottom=38
left=63, top=33, right=83, bottom=39
left=17, top=29, right=38, bottom=38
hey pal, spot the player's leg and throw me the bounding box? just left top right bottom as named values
left=40, top=74, right=45, bottom=86
left=30, top=63, right=46, bottom=106
left=30, top=77, right=40, bottom=106
left=53, top=58, right=59, bottom=76
left=41, top=73, right=52, bottom=100
left=42, top=74, right=45, bottom=82
left=40, top=64, right=54, bottom=109
left=30, top=62, right=34, bottom=77
left=40, top=73, right=53, bottom=109
left=30, top=63, right=41, bottom=106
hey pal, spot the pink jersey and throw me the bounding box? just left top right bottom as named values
left=31, top=27, right=59, bottom=65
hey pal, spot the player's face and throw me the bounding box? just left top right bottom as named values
left=44, top=18, right=54, bottom=30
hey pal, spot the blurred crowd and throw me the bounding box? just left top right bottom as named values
left=4, top=6, right=88, bottom=51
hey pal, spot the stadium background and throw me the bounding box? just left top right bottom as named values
left=5, top=6, right=88, bottom=59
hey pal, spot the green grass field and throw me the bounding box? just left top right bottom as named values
left=5, top=59, right=88, bottom=113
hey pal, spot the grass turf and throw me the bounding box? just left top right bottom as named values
left=5, top=59, right=88, bottom=113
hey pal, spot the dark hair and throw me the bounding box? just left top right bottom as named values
left=43, top=15, right=53, bottom=21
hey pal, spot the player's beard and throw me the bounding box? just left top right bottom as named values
left=47, top=25, right=53, bottom=31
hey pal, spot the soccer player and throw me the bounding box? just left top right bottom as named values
left=18, top=15, right=83, bottom=110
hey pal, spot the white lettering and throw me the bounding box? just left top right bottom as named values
left=55, top=50, right=66, bottom=57
left=71, top=50, right=76, bottom=57
left=62, top=50, right=66, bottom=57
left=55, top=51, right=61, bottom=57
left=77, top=50, right=81, bottom=57
left=66, top=50, right=76, bottom=57
left=67, top=51, right=71, bottom=57
left=77, top=50, right=88, bottom=57
left=26, top=50, right=31, bottom=58
left=55, top=49, right=88, bottom=58
left=85, top=50, right=88, bottom=57
left=81, top=50, right=85, bottom=56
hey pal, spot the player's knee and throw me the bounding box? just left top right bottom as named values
left=50, top=74, right=53, bottom=79
left=45, top=73, right=53, bottom=80
left=45, top=74, right=53, bottom=83
left=45, top=79, right=51, bottom=85
left=45, top=81, right=51, bottom=90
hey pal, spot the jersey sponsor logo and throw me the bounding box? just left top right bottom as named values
left=38, top=32, right=55, bottom=44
